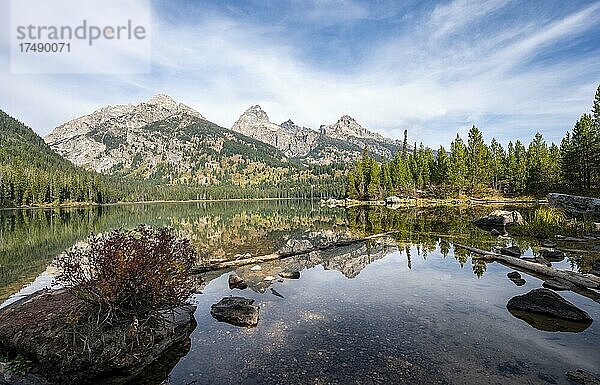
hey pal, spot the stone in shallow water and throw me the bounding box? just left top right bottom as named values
left=250, top=265, right=262, bottom=271
left=210, top=297, right=260, bottom=327
left=279, top=271, right=300, bottom=279
left=507, top=271, right=521, bottom=279
left=507, top=288, right=592, bottom=323
left=473, top=210, right=526, bottom=229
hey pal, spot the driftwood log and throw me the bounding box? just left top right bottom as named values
left=192, top=231, right=398, bottom=273
left=453, top=243, right=600, bottom=289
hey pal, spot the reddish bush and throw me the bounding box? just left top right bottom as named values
left=54, top=225, right=197, bottom=320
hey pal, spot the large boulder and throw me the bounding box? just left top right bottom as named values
left=507, top=288, right=592, bottom=322
left=547, top=193, right=600, bottom=215
left=210, top=297, right=260, bottom=327
left=473, top=210, right=526, bottom=230
left=0, top=289, right=196, bottom=385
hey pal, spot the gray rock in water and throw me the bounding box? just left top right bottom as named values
left=473, top=210, right=526, bottom=229
left=507, top=271, right=525, bottom=286
left=543, top=278, right=574, bottom=291
left=547, top=193, right=600, bottom=215
left=566, top=368, right=600, bottom=384
left=490, top=228, right=502, bottom=236
left=499, top=246, right=521, bottom=257
left=279, top=271, right=300, bottom=279
left=506, top=288, right=592, bottom=322
left=228, top=274, right=247, bottom=290
left=210, top=297, right=260, bottom=327
left=270, top=288, right=284, bottom=298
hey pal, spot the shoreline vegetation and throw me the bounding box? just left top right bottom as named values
left=0, top=194, right=550, bottom=211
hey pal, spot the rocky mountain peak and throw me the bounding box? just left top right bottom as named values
left=146, top=93, right=176, bottom=106
left=320, top=115, right=382, bottom=140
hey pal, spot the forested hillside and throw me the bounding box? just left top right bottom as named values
left=346, top=85, right=600, bottom=200
left=0, top=110, right=116, bottom=207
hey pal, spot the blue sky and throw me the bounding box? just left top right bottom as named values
left=1, top=0, right=599, bottom=147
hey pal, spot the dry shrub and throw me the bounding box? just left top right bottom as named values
left=54, top=225, right=197, bottom=321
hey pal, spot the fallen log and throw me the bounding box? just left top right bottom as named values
left=452, top=243, right=600, bottom=289
left=192, top=231, right=398, bottom=273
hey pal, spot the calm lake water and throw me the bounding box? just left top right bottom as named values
left=0, top=200, right=599, bottom=384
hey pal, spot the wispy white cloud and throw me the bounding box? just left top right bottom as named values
left=0, top=0, right=598, bottom=149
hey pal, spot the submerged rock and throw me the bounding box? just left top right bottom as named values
left=210, top=297, right=260, bottom=327
left=279, top=271, right=300, bottom=279
left=566, top=368, right=600, bottom=385
left=507, top=271, right=521, bottom=279
left=473, top=210, right=526, bottom=230
left=499, top=246, right=521, bottom=257
left=506, top=288, right=592, bottom=323
left=270, top=288, right=284, bottom=298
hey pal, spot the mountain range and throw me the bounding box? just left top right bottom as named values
left=1, top=94, right=405, bottom=205
left=45, top=94, right=402, bottom=179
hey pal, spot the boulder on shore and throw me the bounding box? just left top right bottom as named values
left=507, top=288, right=592, bottom=322
left=473, top=210, right=526, bottom=230
left=0, top=289, right=196, bottom=385
left=547, top=193, right=600, bottom=215
left=210, top=297, right=260, bottom=327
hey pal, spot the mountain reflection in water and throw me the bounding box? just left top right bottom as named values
left=0, top=200, right=598, bottom=384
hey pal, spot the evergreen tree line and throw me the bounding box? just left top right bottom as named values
left=346, top=85, right=600, bottom=200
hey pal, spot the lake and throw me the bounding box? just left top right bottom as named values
left=1, top=200, right=598, bottom=384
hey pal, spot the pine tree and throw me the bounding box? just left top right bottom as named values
left=488, top=138, right=506, bottom=192
left=433, top=145, right=449, bottom=186
left=448, top=134, right=468, bottom=194
left=466, top=125, right=489, bottom=193
left=526, top=133, right=550, bottom=193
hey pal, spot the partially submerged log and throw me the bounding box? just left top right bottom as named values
left=192, top=231, right=398, bottom=273
left=452, top=243, right=600, bottom=289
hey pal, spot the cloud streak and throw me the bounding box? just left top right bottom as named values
left=0, top=0, right=598, bottom=148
